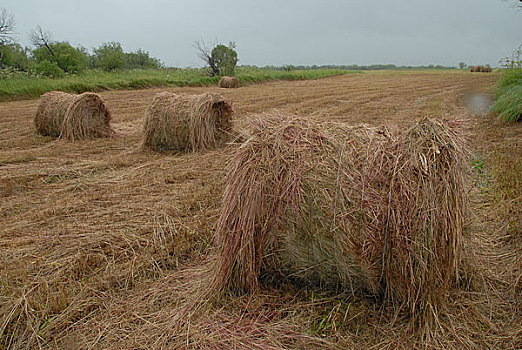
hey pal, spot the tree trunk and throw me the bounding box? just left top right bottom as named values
left=0, top=46, right=4, bottom=70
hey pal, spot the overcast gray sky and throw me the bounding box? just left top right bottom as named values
left=3, top=0, right=522, bottom=67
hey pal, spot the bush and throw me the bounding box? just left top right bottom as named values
left=93, top=42, right=126, bottom=72
left=211, top=44, right=238, bottom=76
left=32, top=42, right=87, bottom=73
left=124, top=49, right=161, bottom=69
left=1, top=44, right=29, bottom=70
left=35, top=60, right=65, bottom=78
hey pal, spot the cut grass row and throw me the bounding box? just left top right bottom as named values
left=0, top=67, right=355, bottom=101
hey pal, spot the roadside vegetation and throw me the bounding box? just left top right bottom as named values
left=490, top=48, right=522, bottom=122
left=490, top=68, right=522, bottom=122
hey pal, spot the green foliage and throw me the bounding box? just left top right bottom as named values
left=1, top=43, right=28, bottom=70
left=0, top=67, right=353, bottom=101
left=35, top=60, right=65, bottom=78
left=491, top=84, right=522, bottom=122
left=491, top=69, right=522, bottom=122
left=32, top=42, right=87, bottom=73
left=495, top=69, right=522, bottom=98
left=93, top=42, right=125, bottom=72
left=124, top=49, right=161, bottom=69
left=458, top=62, right=467, bottom=69
left=211, top=43, right=238, bottom=76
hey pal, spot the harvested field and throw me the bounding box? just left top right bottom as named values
left=1, top=71, right=520, bottom=349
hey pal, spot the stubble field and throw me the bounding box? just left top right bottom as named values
left=1, top=71, right=520, bottom=349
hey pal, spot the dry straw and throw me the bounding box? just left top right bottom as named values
left=34, top=91, right=114, bottom=141
left=470, top=66, right=492, bottom=73
left=142, top=92, right=234, bottom=152
left=211, top=115, right=468, bottom=324
left=218, top=76, right=240, bottom=88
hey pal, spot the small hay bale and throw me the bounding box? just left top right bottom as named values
left=141, top=92, right=233, bottom=152
left=211, top=115, right=467, bottom=323
left=34, top=91, right=114, bottom=141
left=482, top=66, right=492, bottom=73
left=218, top=76, right=240, bottom=88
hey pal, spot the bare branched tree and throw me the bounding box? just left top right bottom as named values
left=30, top=25, right=55, bottom=57
left=0, top=8, right=15, bottom=69
left=193, top=40, right=219, bottom=76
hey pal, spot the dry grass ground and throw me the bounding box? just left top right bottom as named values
left=1, top=71, right=520, bottom=349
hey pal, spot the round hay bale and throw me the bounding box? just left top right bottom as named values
left=34, top=91, right=114, bottom=141
left=482, top=66, right=492, bottom=73
left=218, top=76, right=240, bottom=88
left=211, top=115, right=467, bottom=322
left=141, top=92, right=233, bottom=152
left=470, top=66, right=480, bottom=73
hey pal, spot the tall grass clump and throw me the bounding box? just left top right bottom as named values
left=491, top=69, right=522, bottom=122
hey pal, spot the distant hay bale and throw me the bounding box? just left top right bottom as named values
left=218, top=76, right=240, bottom=88
left=470, top=66, right=492, bottom=73
left=34, top=91, right=114, bottom=141
left=211, top=115, right=467, bottom=322
left=141, top=92, right=234, bottom=152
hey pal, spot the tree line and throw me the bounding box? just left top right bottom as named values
left=258, top=64, right=458, bottom=71
left=0, top=10, right=161, bottom=77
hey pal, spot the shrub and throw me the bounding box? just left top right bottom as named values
left=211, top=44, right=238, bottom=76
left=35, top=60, right=65, bottom=78
left=32, top=42, right=87, bottom=73
left=93, top=42, right=125, bottom=72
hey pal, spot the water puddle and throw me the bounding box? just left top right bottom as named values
left=464, top=93, right=493, bottom=116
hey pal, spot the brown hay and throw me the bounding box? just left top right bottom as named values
left=141, top=92, right=234, bottom=152
left=470, top=66, right=492, bottom=73
left=218, top=76, right=240, bottom=88
left=211, top=115, right=468, bottom=325
left=34, top=91, right=114, bottom=141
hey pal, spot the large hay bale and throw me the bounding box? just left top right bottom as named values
left=211, top=115, right=467, bottom=322
left=218, top=76, right=240, bottom=88
left=470, top=66, right=480, bottom=73
left=482, top=66, right=492, bottom=73
left=142, top=92, right=233, bottom=152
left=34, top=91, right=114, bottom=141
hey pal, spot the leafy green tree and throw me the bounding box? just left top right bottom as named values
left=2, top=43, right=28, bottom=70
left=93, top=42, right=125, bottom=71
left=211, top=43, right=238, bottom=76
left=0, top=8, right=15, bottom=69
left=32, top=42, right=87, bottom=73
left=124, top=49, right=161, bottom=69
left=458, top=62, right=467, bottom=69
left=194, top=41, right=238, bottom=76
